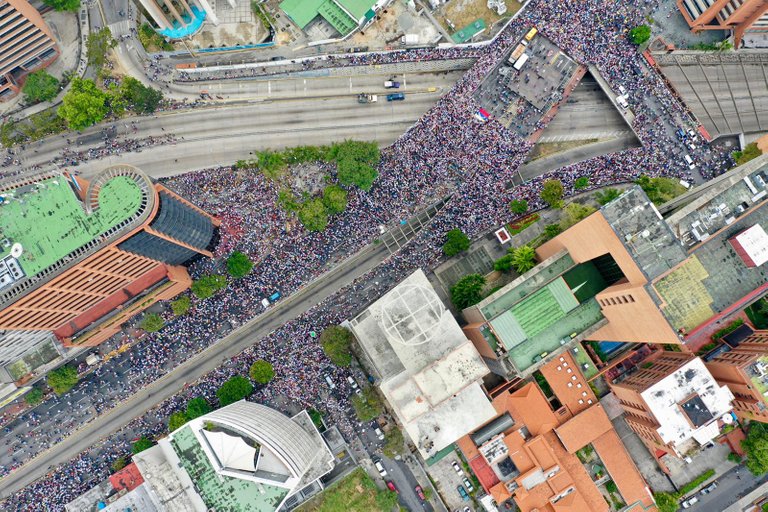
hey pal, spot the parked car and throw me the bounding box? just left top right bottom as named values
left=374, top=427, right=385, bottom=440
left=452, top=460, right=464, bottom=476
left=414, top=485, right=426, bottom=500
left=374, top=459, right=387, bottom=477
left=384, top=80, right=401, bottom=89
left=700, top=482, right=718, bottom=494
left=457, top=485, right=470, bottom=502
left=463, top=478, right=474, bottom=493
left=682, top=496, right=699, bottom=508
left=386, top=481, right=398, bottom=493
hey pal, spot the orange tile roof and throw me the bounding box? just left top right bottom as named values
left=544, top=431, right=609, bottom=512
left=456, top=433, right=480, bottom=460
left=540, top=352, right=597, bottom=416
left=493, top=382, right=559, bottom=435
left=551, top=491, right=592, bottom=511
left=554, top=403, right=614, bottom=453
left=490, top=481, right=513, bottom=503
left=526, top=436, right=558, bottom=470
left=109, top=462, right=144, bottom=492
left=592, top=429, right=655, bottom=508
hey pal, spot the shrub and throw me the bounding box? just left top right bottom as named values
left=510, top=199, right=528, bottom=214
left=111, top=456, right=127, bottom=472
left=140, top=312, right=164, bottom=332
left=131, top=436, right=154, bottom=454
left=320, top=326, right=354, bottom=367
left=168, top=411, right=188, bottom=432
left=574, top=177, right=590, bottom=190
left=24, top=388, right=44, bottom=406
left=226, top=251, right=253, bottom=279
left=171, top=295, right=191, bottom=316
left=47, top=365, right=79, bottom=395
left=442, top=229, right=471, bottom=257
left=249, top=359, right=275, bottom=384
left=511, top=245, right=536, bottom=274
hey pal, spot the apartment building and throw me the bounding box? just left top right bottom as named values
left=677, top=0, right=768, bottom=47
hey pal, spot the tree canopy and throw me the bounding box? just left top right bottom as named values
left=168, top=411, right=189, bottom=432
left=635, top=175, right=687, bottom=205
left=544, top=223, right=563, bottom=240
left=116, top=77, right=163, bottom=114
left=171, top=295, right=191, bottom=316
left=442, top=228, right=471, bottom=257
left=560, top=202, right=596, bottom=231
left=322, top=185, right=348, bottom=215
left=450, top=274, right=486, bottom=310
left=216, top=375, right=254, bottom=406
left=191, top=274, right=227, bottom=299
left=47, top=365, right=79, bottom=395
left=58, top=78, right=109, bottom=130
left=24, top=388, right=44, bottom=406
left=494, top=253, right=515, bottom=272
left=298, top=198, right=329, bottom=232
left=629, top=24, right=651, bottom=45
left=186, top=397, right=212, bottom=419
left=540, top=179, right=565, bottom=208
left=510, top=199, right=528, bottom=214
left=595, top=188, right=621, bottom=205
left=42, top=0, right=79, bottom=11
left=249, top=360, right=275, bottom=384
left=743, top=421, right=768, bottom=475
left=511, top=245, right=537, bottom=274
left=86, top=28, right=117, bottom=69
left=351, top=387, right=383, bottom=422
left=140, top=312, right=164, bottom=332
left=574, top=177, right=590, bottom=190
left=332, top=140, right=380, bottom=191
left=320, top=326, right=354, bottom=367
left=131, top=436, right=154, bottom=454
left=226, top=251, right=253, bottom=278
left=652, top=492, right=677, bottom=512
left=23, top=70, right=59, bottom=103
left=382, top=426, right=405, bottom=458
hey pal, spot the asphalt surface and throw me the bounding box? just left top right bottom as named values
left=686, top=466, right=768, bottom=512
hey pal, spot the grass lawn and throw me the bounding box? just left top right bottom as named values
left=528, top=139, right=599, bottom=161
left=297, top=468, right=397, bottom=512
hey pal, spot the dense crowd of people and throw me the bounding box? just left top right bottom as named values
left=0, top=0, right=738, bottom=509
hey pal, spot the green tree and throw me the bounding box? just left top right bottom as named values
left=168, top=411, right=189, bottom=432
left=336, top=158, right=378, bottom=191
left=636, top=175, right=687, bottom=205
left=256, top=150, right=287, bottom=180
left=510, top=199, right=528, bottom=214
left=58, top=78, right=109, bottom=130
left=494, top=253, right=515, bottom=272
left=24, top=388, right=44, bottom=406
left=560, top=202, right=596, bottom=230
left=191, top=274, right=227, bottom=299
left=652, top=492, right=678, bottom=512
left=382, top=426, right=405, bottom=458
left=732, top=143, right=763, bottom=165
left=23, top=70, right=59, bottom=103
left=86, top=28, right=117, bottom=69
left=544, top=223, right=563, bottom=240
left=298, top=198, right=329, bottom=232
left=743, top=421, right=768, bottom=475
left=171, top=295, right=191, bottom=316
left=629, top=24, right=651, bottom=45
left=112, top=456, right=127, bottom=472
left=320, top=326, right=354, bottom=367
left=249, top=359, right=275, bottom=384
left=351, top=387, right=383, bottom=421
left=574, top=177, right=590, bottom=190
left=186, top=397, right=212, bottom=419
left=322, top=185, right=348, bottom=215
left=595, top=188, right=621, bottom=205
left=42, top=0, right=79, bottom=11
left=442, top=228, right=471, bottom=257
left=116, top=77, right=163, bottom=114
left=511, top=245, right=536, bottom=274
left=216, top=375, right=254, bottom=406
left=226, top=251, right=253, bottom=278
left=131, top=436, right=154, bottom=454
left=47, top=365, right=79, bottom=395
left=450, top=274, right=486, bottom=310
left=140, top=312, right=164, bottom=332
left=540, top=179, right=565, bottom=208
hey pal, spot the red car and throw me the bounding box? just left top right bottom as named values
left=415, top=485, right=426, bottom=500
left=386, top=481, right=398, bottom=493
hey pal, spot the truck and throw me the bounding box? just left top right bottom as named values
left=357, top=93, right=378, bottom=103
left=401, top=34, right=418, bottom=45
left=386, top=93, right=405, bottom=101
left=513, top=53, right=529, bottom=71
left=384, top=80, right=400, bottom=89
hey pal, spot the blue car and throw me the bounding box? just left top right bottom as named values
left=386, top=93, right=405, bottom=101
left=269, top=291, right=281, bottom=302
left=457, top=485, right=469, bottom=501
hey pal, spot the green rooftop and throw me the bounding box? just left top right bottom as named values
left=279, top=0, right=374, bottom=34
left=451, top=19, right=486, bottom=43
left=0, top=176, right=144, bottom=280
left=172, top=426, right=289, bottom=512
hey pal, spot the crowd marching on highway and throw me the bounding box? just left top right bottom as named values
left=0, top=0, right=738, bottom=509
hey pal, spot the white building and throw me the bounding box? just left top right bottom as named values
left=348, top=269, right=497, bottom=459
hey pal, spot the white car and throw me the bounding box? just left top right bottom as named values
left=374, top=427, right=385, bottom=440
left=682, top=496, right=699, bottom=508
left=374, top=460, right=387, bottom=477
left=452, top=460, right=464, bottom=476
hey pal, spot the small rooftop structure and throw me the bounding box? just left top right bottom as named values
left=348, top=269, right=496, bottom=459
left=729, top=224, right=768, bottom=267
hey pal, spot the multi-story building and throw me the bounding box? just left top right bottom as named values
left=455, top=380, right=655, bottom=512
left=348, top=269, right=498, bottom=460
left=611, top=351, right=734, bottom=459
left=677, top=0, right=768, bottom=47
left=65, top=400, right=336, bottom=512
left=0, top=165, right=218, bottom=385
left=706, top=331, right=768, bottom=423
left=137, top=0, right=230, bottom=39
left=0, top=0, right=59, bottom=101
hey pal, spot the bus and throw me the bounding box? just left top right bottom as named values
left=524, top=27, right=538, bottom=41
left=513, top=54, right=529, bottom=71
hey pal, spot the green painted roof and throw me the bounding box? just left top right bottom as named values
left=172, top=426, right=288, bottom=512
left=0, top=176, right=143, bottom=280
left=452, top=19, right=486, bottom=43
left=279, top=0, right=374, bottom=33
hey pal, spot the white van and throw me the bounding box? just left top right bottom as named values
left=684, top=155, right=695, bottom=169
left=324, top=374, right=335, bottom=389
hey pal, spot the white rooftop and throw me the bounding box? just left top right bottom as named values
left=640, top=357, right=733, bottom=449
left=734, top=224, right=768, bottom=266
left=349, top=269, right=496, bottom=458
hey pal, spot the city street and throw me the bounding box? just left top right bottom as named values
left=687, top=466, right=768, bottom=512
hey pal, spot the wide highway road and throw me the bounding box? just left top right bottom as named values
left=13, top=70, right=465, bottom=178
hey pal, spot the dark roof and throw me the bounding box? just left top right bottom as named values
left=702, top=343, right=732, bottom=362
left=680, top=395, right=714, bottom=428
left=723, top=323, right=754, bottom=347
left=471, top=413, right=515, bottom=446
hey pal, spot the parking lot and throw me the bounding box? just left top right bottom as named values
left=426, top=452, right=480, bottom=511
left=474, top=33, right=579, bottom=138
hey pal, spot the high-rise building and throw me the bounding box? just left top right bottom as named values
left=610, top=351, right=734, bottom=459
left=677, top=0, right=768, bottom=47
left=0, top=0, right=59, bottom=100
left=0, top=165, right=218, bottom=384
left=65, top=400, right=337, bottom=512
left=705, top=331, right=768, bottom=423
left=137, top=0, right=232, bottom=39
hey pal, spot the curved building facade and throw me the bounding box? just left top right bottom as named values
left=0, top=165, right=218, bottom=383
